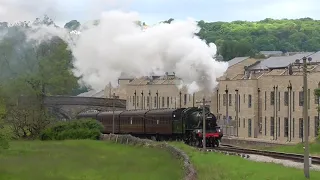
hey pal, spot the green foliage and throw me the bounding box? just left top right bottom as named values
left=64, top=20, right=81, bottom=30
left=171, top=142, right=320, bottom=179
left=0, top=17, right=80, bottom=138
left=40, top=119, right=104, bottom=140
left=0, top=94, right=9, bottom=149
left=0, top=140, right=183, bottom=180
left=197, top=18, right=320, bottom=60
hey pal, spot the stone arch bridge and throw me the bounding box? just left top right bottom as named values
left=44, top=96, right=126, bottom=120
left=18, top=95, right=126, bottom=120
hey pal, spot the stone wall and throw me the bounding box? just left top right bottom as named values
left=100, top=134, right=197, bottom=180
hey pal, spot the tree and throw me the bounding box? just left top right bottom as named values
left=0, top=89, right=10, bottom=149
left=64, top=20, right=81, bottom=31
left=197, top=18, right=320, bottom=61
left=0, top=18, right=79, bottom=138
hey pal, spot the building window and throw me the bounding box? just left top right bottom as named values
left=244, top=94, right=246, bottom=103
left=270, top=117, right=274, bottom=136
left=278, top=117, right=280, bottom=136
left=243, top=118, right=245, bottom=128
left=248, top=94, right=252, bottom=108
left=171, top=97, right=173, bottom=104
left=299, top=118, right=303, bottom=138
left=270, top=91, right=275, bottom=105
left=264, top=117, right=267, bottom=135
left=189, top=94, right=191, bottom=101
left=137, top=96, right=139, bottom=107
left=264, top=91, right=267, bottom=110
left=143, top=96, right=145, bottom=109
left=154, top=96, right=157, bottom=108
left=238, top=95, right=241, bottom=112
left=146, top=96, right=149, bottom=108
left=293, top=118, right=295, bottom=138
left=130, top=96, right=131, bottom=102
left=308, top=116, right=310, bottom=136
left=248, top=119, right=252, bottom=137
left=229, top=94, right=232, bottom=106
left=184, top=94, right=187, bottom=105
left=284, top=91, right=289, bottom=106
left=284, top=118, right=288, bottom=137
left=133, top=96, right=135, bottom=106
left=308, top=89, right=310, bottom=109
left=218, top=94, right=221, bottom=110
left=167, top=97, right=170, bottom=107
left=234, top=94, right=237, bottom=111
left=259, top=117, right=262, bottom=134
left=299, top=91, right=304, bottom=106
left=293, top=91, right=295, bottom=111
left=223, top=94, right=226, bottom=106
left=238, top=118, right=240, bottom=127
left=162, top=97, right=165, bottom=107
left=278, top=92, right=280, bottom=111
left=315, top=116, right=319, bottom=137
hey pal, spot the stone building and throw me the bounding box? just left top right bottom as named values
left=217, top=52, right=320, bottom=143
left=125, top=72, right=207, bottom=110
left=105, top=52, right=320, bottom=143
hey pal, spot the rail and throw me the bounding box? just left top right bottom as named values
left=199, top=144, right=320, bottom=165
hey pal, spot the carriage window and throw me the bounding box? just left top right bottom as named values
left=157, top=120, right=159, bottom=125
left=130, top=117, right=133, bottom=125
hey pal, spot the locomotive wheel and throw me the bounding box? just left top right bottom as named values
left=215, top=140, right=220, bottom=147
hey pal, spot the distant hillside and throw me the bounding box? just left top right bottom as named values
left=63, top=17, right=320, bottom=61
left=197, top=18, right=320, bottom=60
left=3, top=16, right=320, bottom=62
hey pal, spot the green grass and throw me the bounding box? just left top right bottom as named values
left=0, top=140, right=183, bottom=180
left=170, top=142, right=320, bottom=180
left=252, top=142, right=320, bottom=156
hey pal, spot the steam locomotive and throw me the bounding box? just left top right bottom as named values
left=76, top=107, right=223, bottom=147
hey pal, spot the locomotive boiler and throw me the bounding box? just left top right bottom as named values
left=76, top=107, right=223, bottom=147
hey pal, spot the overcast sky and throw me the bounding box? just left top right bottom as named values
left=1, top=0, right=320, bottom=25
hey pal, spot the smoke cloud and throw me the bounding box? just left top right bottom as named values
left=71, top=11, right=228, bottom=94
left=0, top=1, right=228, bottom=95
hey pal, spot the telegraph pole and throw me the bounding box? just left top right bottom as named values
left=196, top=96, right=211, bottom=152
left=112, top=93, right=115, bottom=134
left=302, top=56, right=310, bottom=179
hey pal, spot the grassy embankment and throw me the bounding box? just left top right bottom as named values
left=170, top=142, right=320, bottom=180
left=0, top=140, right=183, bottom=180
left=257, top=142, right=320, bottom=156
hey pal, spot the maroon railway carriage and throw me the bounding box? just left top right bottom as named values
left=77, top=107, right=223, bottom=147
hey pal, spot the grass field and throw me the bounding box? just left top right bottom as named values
left=253, top=142, right=320, bottom=156
left=170, top=142, right=320, bottom=180
left=0, top=140, right=183, bottom=180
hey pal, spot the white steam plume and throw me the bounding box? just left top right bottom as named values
left=71, top=10, right=228, bottom=94
left=0, top=0, right=228, bottom=95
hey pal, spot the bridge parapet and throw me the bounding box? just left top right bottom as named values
left=43, top=96, right=126, bottom=108
left=18, top=95, right=127, bottom=120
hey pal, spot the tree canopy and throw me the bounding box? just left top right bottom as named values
left=196, top=18, right=320, bottom=60
left=0, top=17, right=82, bottom=138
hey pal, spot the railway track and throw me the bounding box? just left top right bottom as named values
left=200, top=144, right=320, bottom=165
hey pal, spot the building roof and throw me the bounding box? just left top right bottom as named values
left=77, top=89, right=105, bottom=97
left=119, top=72, right=135, bottom=80
left=227, top=57, right=250, bottom=67
left=248, top=52, right=314, bottom=70
left=260, top=51, right=283, bottom=56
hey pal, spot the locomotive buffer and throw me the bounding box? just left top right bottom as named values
left=196, top=97, right=211, bottom=152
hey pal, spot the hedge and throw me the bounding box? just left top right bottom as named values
left=40, top=118, right=104, bottom=140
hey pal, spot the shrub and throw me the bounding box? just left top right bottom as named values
left=40, top=118, right=103, bottom=141
left=0, top=125, right=13, bottom=149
